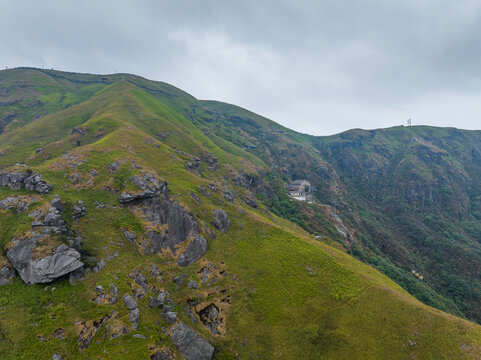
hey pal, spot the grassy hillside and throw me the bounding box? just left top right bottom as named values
left=0, top=68, right=480, bottom=359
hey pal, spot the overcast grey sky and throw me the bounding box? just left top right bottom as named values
left=1, top=0, right=481, bottom=135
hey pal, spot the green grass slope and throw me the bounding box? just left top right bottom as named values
left=0, top=69, right=480, bottom=359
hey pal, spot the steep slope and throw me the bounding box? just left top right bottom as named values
left=0, top=68, right=480, bottom=359
left=201, top=100, right=481, bottom=322
left=313, top=127, right=481, bottom=321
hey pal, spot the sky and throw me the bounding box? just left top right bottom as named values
left=1, top=0, right=481, bottom=135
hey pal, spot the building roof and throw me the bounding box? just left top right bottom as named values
left=290, top=179, right=309, bottom=185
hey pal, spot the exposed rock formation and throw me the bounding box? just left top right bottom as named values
left=5, top=197, right=84, bottom=284
left=170, top=322, right=214, bottom=360
left=177, top=236, right=208, bottom=267
left=123, top=294, right=139, bottom=329
left=118, top=171, right=166, bottom=203
left=139, top=186, right=208, bottom=267
left=198, top=304, right=222, bottom=335
left=71, top=201, right=86, bottom=221
left=0, top=171, right=52, bottom=194
left=244, top=193, right=258, bottom=208
left=7, top=241, right=83, bottom=284
left=0, top=195, right=37, bottom=212
left=0, top=265, right=14, bottom=285
left=212, top=209, right=230, bottom=233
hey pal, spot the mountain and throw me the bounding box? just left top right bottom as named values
left=0, top=67, right=480, bottom=359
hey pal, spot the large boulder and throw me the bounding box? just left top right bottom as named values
left=7, top=240, right=83, bottom=284
left=212, top=210, right=230, bottom=233
left=170, top=322, right=214, bottom=360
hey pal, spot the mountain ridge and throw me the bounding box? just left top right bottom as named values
left=0, top=67, right=480, bottom=359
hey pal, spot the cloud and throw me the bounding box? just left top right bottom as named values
left=1, top=0, right=481, bottom=135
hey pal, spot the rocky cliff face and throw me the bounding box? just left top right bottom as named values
left=120, top=172, right=209, bottom=267
left=4, top=196, right=84, bottom=284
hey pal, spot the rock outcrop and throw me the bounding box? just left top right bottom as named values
left=244, top=193, right=258, bottom=208
left=123, top=294, right=140, bottom=330
left=7, top=240, right=83, bottom=284
left=118, top=171, right=166, bottom=203
left=0, top=171, right=52, bottom=194
left=176, top=236, right=208, bottom=267
left=71, top=201, right=86, bottom=221
left=138, top=186, right=208, bottom=267
left=0, top=195, right=37, bottom=212
left=170, top=322, right=214, bottom=360
left=5, top=197, right=84, bottom=284
left=0, top=264, right=14, bottom=285
left=212, top=209, right=230, bottom=233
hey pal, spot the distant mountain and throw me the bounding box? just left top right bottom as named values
left=0, top=67, right=480, bottom=359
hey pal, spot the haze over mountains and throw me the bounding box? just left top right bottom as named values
left=0, top=68, right=481, bottom=359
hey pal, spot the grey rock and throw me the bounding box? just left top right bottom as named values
left=110, top=283, right=118, bottom=294
left=108, top=161, right=121, bottom=171
left=122, top=230, right=137, bottom=243
left=186, top=157, right=201, bottom=175
left=0, top=196, right=22, bottom=211
left=0, top=172, right=27, bottom=190
left=163, top=311, right=177, bottom=323
left=69, top=173, right=81, bottom=184
left=200, top=267, right=211, bottom=283
left=93, top=260, right=105, bottom=273
left=72, top=126, right=86, bottom=136
left=198, top=304, right=221, bottom=335
left=69, top=266, right=84, bottom=284
left=222, top=187, right=235, bottom=203
left=95, top=285, right=104, bottom=293
left=170, top=322, right=214, bottom=360
left=244, top=193, right=258, bottom=208
left=188, top=280, right=198, bottom=289
left=50, top=197, right=64, bottom=212
left=162, top=304, right=173, bottom=313
left=133, top=333, right=146, bottom=339
left=24, top=174, right=53, bottom=194
left=129, top=308, right=140, bottom=328
left=41, top=207, right=65, bottom=229
left=0, top=172, right=52, bottom=193
left=129, top=269, right=148, bottom=290
left=123, top=295, right=137, bottom=310
left=77, top=314, right=110, bottom=349
left=7, top=239, right=84, bottom=284
left=52, top=352, right=63, bottom=360
left=189, top=191, right=201, bottom=206
left=71, top=201, right=86, bottom=221
left=177, top=236, right=208, bottom=267
left=173, top=274, right=185, bottom=285
left=148, top=295, right=163, bottom=308
left=118, top=172, right=165, bottom=203
left=150, top=264, right=162, bottom=278
left=89, top=169, right=98, bottom=177
left=212, top=209, right=230, bottom=233
left=144, top=188, right=201, bottom=257
left=0, top=266, right=14, bottom=285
